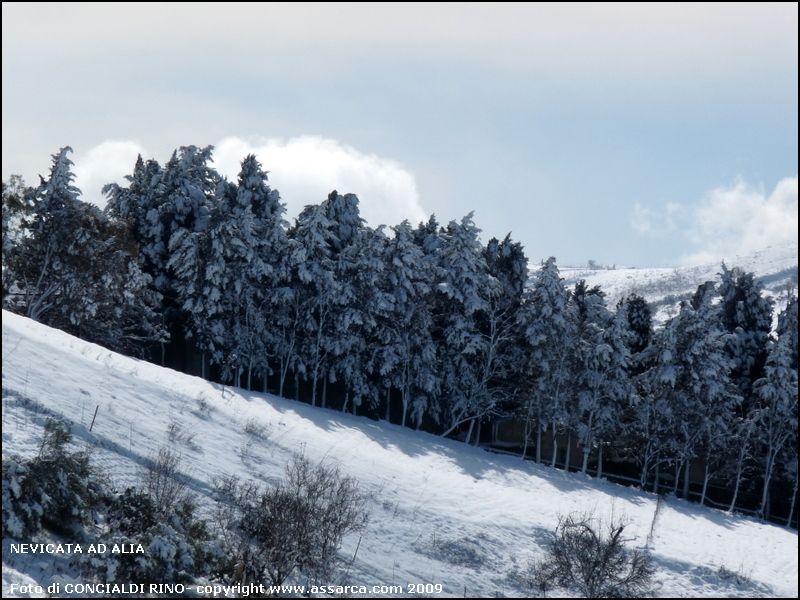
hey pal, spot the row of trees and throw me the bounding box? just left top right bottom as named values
left=2, top=146, right=797, bottom=521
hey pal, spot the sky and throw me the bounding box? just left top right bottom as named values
left=2, top=3, right=797, bottom=267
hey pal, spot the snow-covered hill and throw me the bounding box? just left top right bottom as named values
left=2, top=310, right=797, bottom=597
left=552, top=242, right=798, bottom=324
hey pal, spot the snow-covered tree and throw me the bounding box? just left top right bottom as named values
left=479, top=234, right=529, bottom=434
left=621, top=294, right=652, bottom=359
left=575, top=304, right=632, bottom=475
left=9, top=148, right=166, bottom=354
left=718, top=265, right=774, bottom=409
left=1, top=175, right=34, bottom=299
left=642, top=299, right=738, bottom=497
left=292, top=200, right=338, bottom=406
left=436, top=213, right=498, bottom=442
left=374, top=220, right=438, bottom=427
left=753, top=318, right=798, bottom=518
left=198, top=155, right=287, bottom=386
left=518, top=257, right=575, bottom=463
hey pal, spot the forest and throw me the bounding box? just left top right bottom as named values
left=2, top=145, right=797, bottom=525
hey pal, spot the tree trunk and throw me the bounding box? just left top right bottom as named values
left=263, top=368, right=268, bottom=393
left=673, top=461, right=681, bottom=495
left=581, top=447, right=590, bottom=475
left=247, top=359, right=252, bottom=391
left=550, top=424, right=559, bottom=468
left=536, top=421, right=542, bottom=464
left=401, top=388, right=408, bottom=428
left=465, top=419, right=475, bottom=445
left=787, top=472, right=798, bottom=528
left=760, top=454, right=775, bottom=519
left=279, top=358, right=286, bottom=397
left=342, top=390, right=349, bottom=414
left=474, top=420, right=482, bottom=447
left=521, top=415, right=530, bottom=460
left=683, top=458, right=691, bottom=499
left=385, top=388, right=391, bottom=422
left=700, top=460, right=710, bottom=506
left=640, top=458, right=649, bottom=489
left=201, top=352, right=206, bottom=380
left=161, top=342, right=165, bottom=367
left=653, top=460, right=660, bottom=494
left=597, top=445, right=603, bottom=479
left=565, top=433, right=572, bottom=472
left=294, top=372, right=299, bottom=401
left=729, top=452, right=746, bottom=511
left=311, top=369, right=318, bottom=407
left=322, top=378, right=327, bottom=409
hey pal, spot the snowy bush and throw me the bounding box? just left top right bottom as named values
left=2, top=458, right=46, bottom=537
left=84, top=490, right=220, bottom=586
left=2, top=419, right=105, bottom=537
left=529, top=511, right=654, bottom=598
left=213, top=454, right=369, bottom=586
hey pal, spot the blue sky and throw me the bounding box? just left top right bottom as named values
left=2, top=3, right=797, bottom=266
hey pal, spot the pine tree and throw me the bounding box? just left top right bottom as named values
left=753, top=316, right=798, bottom=518
left=718, top=264, right=774, bottom=410
left=518, top=257, right=576, bottom=463
left=575, top=304, right=632, bottom=475
left=292, top=200, right=338, bottom=406
left=436, top=213, right=497, bottom=442
left=374, top=220, right=438, bottom=427
left=643, top=299, right=738, bottom=497
left=10, top=147, right=165, bottom=354
left=2, top=175, right=34, bottom=300
left=479, top=234, right=528, bottom=443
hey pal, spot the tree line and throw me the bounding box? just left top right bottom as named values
left=2, top=145, right=797, bottom=523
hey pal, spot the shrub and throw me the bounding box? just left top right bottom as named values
left=141, top=447, right=189, bottom=517
left=530, top=512, right=654, bottom=598
left=84, top=491, right=220, bottom=586
left=214, top=454, right=368, bottom=586
left=2, top=419, right=105, bottom=537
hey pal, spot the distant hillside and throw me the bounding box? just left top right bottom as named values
left=546, top=242, right=797, bottom=324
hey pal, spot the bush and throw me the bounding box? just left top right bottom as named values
left=2, top=419, right=105, bottom=537
left=530, top=512, right=654, bottom=598
left=141, top=447, right=190, bottom=517
left=214, top=454, right=369, bottom=586
left=84, top=490, right=220, bottom=586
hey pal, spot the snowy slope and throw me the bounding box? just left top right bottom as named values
left=552, top=242, right=798, bottom=324
left=2, top=310, right=797, bottom=598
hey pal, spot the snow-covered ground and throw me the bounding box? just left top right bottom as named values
left=2, top=310, right=797, bottom=597
left=549, top=242, right=798, bottom=324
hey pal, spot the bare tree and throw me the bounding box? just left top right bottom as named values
left=530, top=511, right=654, bottom=598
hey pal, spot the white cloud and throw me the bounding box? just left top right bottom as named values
left=682, top=177, right=798, bottom=264
left=72, top=136, right=427, bottom=227
left=213, top=136, right=427, bottom=226
left=630, top=201, right=682, bottom=236
left=73, top=140, right=146, bottom=209
left=632, top=177, right=798, bottom=265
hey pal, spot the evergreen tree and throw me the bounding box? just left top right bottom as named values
left=718, top=265, right=774, bottom=410
left=518, top=257, right=575, bottom=463
left=436, top=213, right=497, bottom=442
left=643, top=299, right=738, bottom=497
left=2, top=175, right=34, bottom=299
left=10, top=147, right=165, bottom=354
left=575, top=304, right=632, bottom=475
left=374, top=220, right=438, bottom=427
left=753, top=315, right=798, bottom=518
